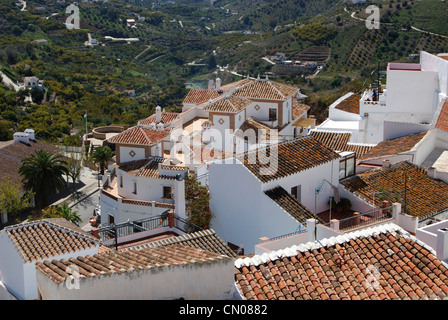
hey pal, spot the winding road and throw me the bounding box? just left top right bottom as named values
left=345, top=6, right=448, bottom=38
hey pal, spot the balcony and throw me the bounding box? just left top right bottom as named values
left=92, top=213, right=203, bottom=250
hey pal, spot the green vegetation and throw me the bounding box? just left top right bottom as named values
left=19, top=150, right=68, bottom=209
left=1, top=0, right=448, bottom=140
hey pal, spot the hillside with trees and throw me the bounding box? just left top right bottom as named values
left=0, top=0, right=447, bottom=143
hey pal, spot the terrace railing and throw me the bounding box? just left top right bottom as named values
left=95, top=213, right=202, bottom=243
left=338, top=206, right=393, bottom=232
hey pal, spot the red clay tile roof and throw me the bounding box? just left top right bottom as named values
left=115, top=157, right=181, bottom=179
left=334, top=93, right=361, bottom=114
left=238, top=117, right=281, bottom=141
left=340, top=161, right=448, bottom=219
left=359, top=131, right=428, bottom=161
left=309, top=130, right=374, bottom=158
left=436, top=100, right=448, bottom=132
left=233, top=79, right=299, bottom=101
left=123, top=228, right=238, bottom=258
left=4, top=219, right=99, bottom=263
left=235, top=224, right=448, bottom=300
left=204, top=96, right=252, bottom=113
left=139, top=112, right=180, bottom=125
left=265, top=186, right=324, bottom=224
left=36, top=244, right=230, bottom=285
left=108, top=125, right=171, bottom=146
left=220, top=78, right=254, bottom=91
left=183, top=89, right=222, bottom=105
left=239, top=137, right=340, bottom=183
left=292, top=100, right=310, bottom=119
left=0, top=140, right=63, bottom=188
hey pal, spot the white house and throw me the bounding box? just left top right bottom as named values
left=208, top=136, right=342, bottom=253
left=103, top=77, right=312, bottom=224
left=0, top=219, right=100, bottom=300
left=100, top=156, right=188, bottom=226
left=23, top=76, right=44, bottom=91
left=317, top=51, right=448, bottom=145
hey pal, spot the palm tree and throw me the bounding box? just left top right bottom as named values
left=90, top=146, right=114, bottom=175
left=19, top=150, right=68, bottom=210
left=59, top=203, right=82, bottom=226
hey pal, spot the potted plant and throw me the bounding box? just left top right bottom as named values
left=329, top=197, right=352, bottom=213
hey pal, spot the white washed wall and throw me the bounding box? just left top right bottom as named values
left=36, top=257, right=236, bottom=300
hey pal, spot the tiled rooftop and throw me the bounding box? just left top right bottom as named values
left=0, top=139, right=63, bottom=187
left=139, top=112, right=180, bottom=125
left=36, top=244, right=230, bottom=285
left=235, top=223, right=448, bottom=300
left=239, top=137, right=340, bottom=183
left=4, top=219, right=99, bottom=263
left=233, top=79, right=299, bottom=101
left=204, top=95, right=252, bottom=113
left=436, top=100, right=448, bottom=133
left=340, top=161, right=448, bottom=219
left=114, top=157, right=180, bottom=179
left=309, top=130, right=374, bottom=158
left=334, top=93, right=361, bottom=114
left=359, top=131, right=428, bottom=161
left=183, top=89, right=222, bottom=105
left=291, top=100, right=310, bottom=119
left=238, top=117, right=281, bottom=141
left=123, top=228, right=238, bottom=258
left=264, top=186, right=324, bottom=224
left=108, top=125, right=171, bottom=146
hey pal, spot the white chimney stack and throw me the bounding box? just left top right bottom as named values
left=174, top=174, right=186, bottom=220
left=13, top=132, right=30, bottom=145
left=436, top=228, right=448, bottom=261
left=428, top=167, right=437, bottom=179
left=155, top=106, right=162, bottom=123
left=382, top=159, right=391, bottom=170
left=208, top=79, right=215, bottom=90
left=24, top=129, right=35, bottom=141
left=216, top=77, right=221, bottom=91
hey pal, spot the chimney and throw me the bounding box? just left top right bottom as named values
left=428, top=167, right=437, bottom=179
left=24, top=129, right=35, bottom=141
left=174, top=174, right=186, bottom=220
left=168, top=210, right=174, bottom=228
left=382, top=159, right=391, bottom=170
left=13, top=132, right=30, bottom=145
left=216, top=77, right=221, bottom=91
left=91, top=228, right=99, bottom=239
left=208, top=79, right=215, bottom=90
left=436, top=228, right=448, bottom=261
left=155, top=106, right=162, bottom=123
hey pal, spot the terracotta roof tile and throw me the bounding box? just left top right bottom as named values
left=235, top=224, right=448, bottom=300
left=436, top=100, right=448, bottom=132
left=183, top=89, right=221, bottom=105
left=36, top=244, right=230, bottom=285
left=359, top=131, right=428, bottom=161
left=238, top=136, right=340, bottom=183
left=108, top=126, right=171, bottom=146
left=139, top=112, right=180, bottom=125
left=233, top=79, right=299, bottom=101
left=334, top=93, right=361, bottom=114
left=5, top=220, right=99, bottom=263
left=204, top=95, right=252, bottom=113
left=264, top=186, right=324, bottom=224
left=340, top=161, right=448, bottom=219
left=0, top=140, right=63, bottom=188
left=124, top=229, right=238, bottom=258
left=292, top=100, right=310, bottom=119
left=309, top=130, right=374, bottom=158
